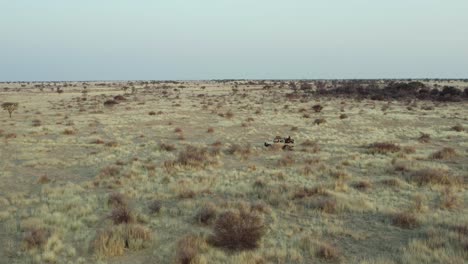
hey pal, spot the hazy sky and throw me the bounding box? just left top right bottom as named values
left=1, top=0, right=467, bottom=81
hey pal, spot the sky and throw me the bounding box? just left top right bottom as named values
left=1, top=0, right=467, bottom=81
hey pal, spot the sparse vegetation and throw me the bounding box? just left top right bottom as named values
left=2, top=80, right=467, bottom=263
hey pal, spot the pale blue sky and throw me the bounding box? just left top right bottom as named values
left=1, top=0, right=467, bottom=81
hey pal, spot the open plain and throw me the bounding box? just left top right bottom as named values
left=0, top=80, right=467, bottom=263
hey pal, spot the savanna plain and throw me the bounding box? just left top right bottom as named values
left=0, top=80, right=467, bottom=264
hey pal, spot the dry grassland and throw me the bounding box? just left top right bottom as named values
left=0, top=80, right=467, bottom=263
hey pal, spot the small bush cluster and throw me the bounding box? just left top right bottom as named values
left=367, top=142, right=401, bottom=154
left=210, top=208, right=265, bottom=251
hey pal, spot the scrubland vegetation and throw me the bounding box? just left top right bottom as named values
left=0, top=79, right=467, bottom=263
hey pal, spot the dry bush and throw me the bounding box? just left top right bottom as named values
left=368, top=142, right=401, bottom=154
left=176, top=234, right=205, bottom=264
left=392, top=212, right=419, bottom=229
left=109, top=206, right=135, bottom=225
left=5, top=133, right=17, bottom=139
left=226, top=144, right=252, bottom=157
left=178, top=189, right=197, bottom=199
left=207, top=127, right=214, bottom=133
left=92, top=224, right=152, bottom=257
left=313, top=197, right=337, bottom=213
left=37, top=174, right=50, bottom=184
left=148, top=200, right=162, bottom=214
left=451, top=124, right=464, bottom=132
left=440, top=188, right=463, bottom=210
left=114, top=95, right=126, bottom=101
left=210, top=209, right=265, bottom=251
left=402, top=146, right=416, bottom=154
left=93, top=227, right=125, bottom=257
left=352, top=180, right=372, bottom=191
left=91, top=138, right=105, bottom=144
left=159, top=143, right=176, bottom=152
left=195, top=202, right=218, bottom=225
left=225, top=110, right=234, bottom=119
left=32, top=119, right=42, bottom=127
left=430, top=147, right=458, bottom=160
left=411, top=168, right=460, bottom=186
left=103, top=99, right=118, bottom=106
left=23, top=227, right=50, bottom=250
left=105, top=141, right=119, bottom=147
left=277, top=155, right=295, bottom=166
left=292, top=186, right=327, bottom=200
left=339, top=113, right=348, bottom=119
left=63, top=128, right=76, bottom=135
left=302, top=113, right=311, bottom=118
left=148, top=111, right=156, bottom=115
left=291, top=126, right=298, bottom=131
left=100, top=165, right=120, bottom=177
left=316, top=243, right=341, bottom=262
left=175, top=146, right=218, bottom=168
left=380, top=178, right=402, bottom=187
left=312, top=104, right=323, bottom=113
left=174, top=127, right=183, bottom=133
left=108, top=193, right=128, bottom=208
left=418, top=132, right=431, bottom=143
left=314, top=118, right=326, bottom=125
left=330, top=170, right=351, bottom=180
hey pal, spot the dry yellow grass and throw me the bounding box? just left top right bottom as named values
left=0, top=80, right=466, bottom=263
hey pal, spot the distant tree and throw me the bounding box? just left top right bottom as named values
left=2, top=102, right=19, bottom=118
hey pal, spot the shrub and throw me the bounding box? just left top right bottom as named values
left=368, top=142, right=401, bottom=154
left=339, top=114, right=348, bottom=119
left=175, top=146, right=218, bottom=168
left=352, top=180, right=372, bottom=191
left=226, top=144, right=252, bottom=157
left=392, top=212, right=419, bottom=229
left=92, top=224, right=151, bottom=257
left=411, top=168, right=458, bottom=186
left=380, top=178, right=402, bottom=187
left=108, top=193, right=128, bottom=208
left=314, top=118, right=326, bottom=125
left=316, top=243, right=341, bottom=262
left=277, top=155, right=295, bottom=166
left=225, top=110, right=234, bottom=119
left=176, top=234, right=205, bottom=264
left=430, top=147, right=458, bottom=160
left=418, top=133, right=431, bottom=143
left=195, top=202, right=218, bottom=225
left=451, top=124, right=464, bottom=132
left=114, top=95, right=126, bottom=101
left=63, top=129, right=75, bottom=135
left=148, top=111, right=156, bottom=115
left=210, top=209, right=265, bottom=251
left=23, top=227, right=50, bottom=250
left=440, top=188, right=462, bottom=209
left=32, top=119, right=42, bottom=127
left=159, top=143, right=176, bottom=152
left=100, top=166, right=120, bottom=177
left=37, top=174, right=50, bottom=184
left=292, top=186, right=327, bottom=200
left=148, top=200, right=162, bottom=214
left=313, top=197, right=337, bottom=213
left=109, top=206, right=135, bottom=225
left=103, top=100, right=118, bottom=106
left=312, top=104, right=323, bottom=113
